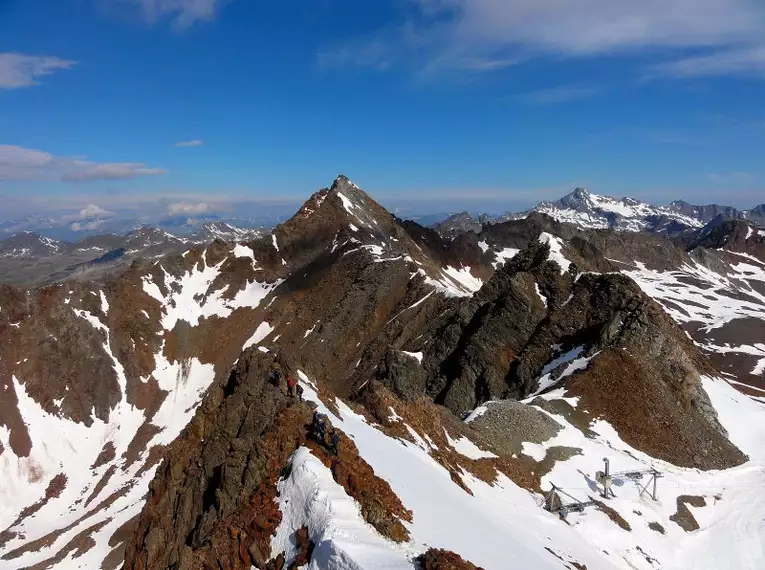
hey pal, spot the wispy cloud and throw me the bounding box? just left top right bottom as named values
left=647, top=47, right=765, bottom=79
left=0, top=53, right=76, bottom=89
left=174, top=139, right=204, bottom=147
left=0, top=144, right=166, bottom=183
left=62, top=162, right=166, bottom=182
left=71, top=220, right=108, bottom=231
left=122, top=0, right=229, bottom=29
left=519, top=85, right=601, bottom=105
left=320, top=0, right=765, bottom=77
left=167, top=201, right=209, bottom=215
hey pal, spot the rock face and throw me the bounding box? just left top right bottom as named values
left=376, top=347, right=428, bottom=402
left=416, top=548, right=484, bottom=570
left=123, top=349, right=297, bottom=570
left=123, top=348, right=413, bottom=570
left=404, top=231, right=746, bottom=469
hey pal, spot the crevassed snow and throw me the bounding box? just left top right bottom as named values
left=538, top=232, right=571, bottom=273
left=243, top=321, right=274, bottom=349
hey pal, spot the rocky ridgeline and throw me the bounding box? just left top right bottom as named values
left=0, top=175, right=759, bottom=569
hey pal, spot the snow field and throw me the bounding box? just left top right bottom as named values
left=285, top=371, right=616, bottom=570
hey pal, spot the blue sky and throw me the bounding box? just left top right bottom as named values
left=1, top=0, right=764, bottom=224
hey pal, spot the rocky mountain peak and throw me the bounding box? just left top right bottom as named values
left=558, top=187, right=594, bottom=209
left=0, top=231, right=62, bottom=257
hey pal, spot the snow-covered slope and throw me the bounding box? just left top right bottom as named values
left=505, top=188, right=707, bottom=233
left=435, top=188, right=765, bottom=236
left=0, top=245, right=281, bottom=569
left=266, top=367, right=765, bottom=570
left=611, top=246, right=765, bottom=390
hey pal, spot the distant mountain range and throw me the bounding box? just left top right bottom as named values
left=435, top=187, right=765, bottom=237
left=0, top=213, right=277, bottom=242
left=0, top=222, right=264, bottom=286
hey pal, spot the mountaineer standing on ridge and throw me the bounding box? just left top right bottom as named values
left=269, top=367, right=281, bottom=387
left=287, top=375, right=296, bottom=397
left=330, top=429, right=341, bottom=456
left=311, top=411, right=327, bottom=443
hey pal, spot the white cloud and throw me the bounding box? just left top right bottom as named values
left=61, top=162, right=166, bottom=182
left=125, top=0, right=226, bottom=28
left=71, top=220, right=107, bottom=231
left=519, top=85, right=601, bottom=105
left=323, top=0, right=765, bottom=77
left=0, top=144, right=166, bottom=183
left=0, top=53, right=76, bottom=89
left=648, top=47, right=765, bottom=79
left=60, top=204, right=115, bottom=223
left=167, top=201, right=209, bottom=215
left=78, top=204, right=112, bottom=218
left=174, top=139, right=204, bottom=147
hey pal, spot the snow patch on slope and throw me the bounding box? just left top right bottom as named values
left=141, top=252, right=281, bottom=331
left=538, top=233, right=571, bottom=273
left=243, top=322, right=274, bottom=350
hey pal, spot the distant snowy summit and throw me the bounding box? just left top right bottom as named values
left=437, top=187, right=765, bottom=236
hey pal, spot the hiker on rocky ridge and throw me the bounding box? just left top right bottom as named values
left=287, top=375, right=295, bottom=397
left=296, top=382, right=304, bottom=402
left=311, top=411, right=327, bottom=442
left=330, top=430, right=341, bottom=456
